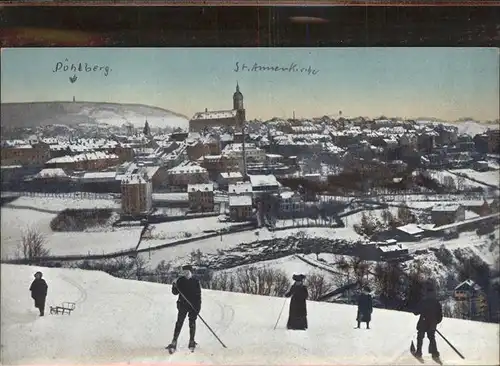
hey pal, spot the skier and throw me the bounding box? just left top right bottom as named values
left=167, top=265, right=201, bottom=352
left=356, top=285, right=373, bottom=329
left=29, top=271, right=48, bottom=317
left=285, top=274, right=309, bottom=330
left=412, top=281, right=443, bottom=362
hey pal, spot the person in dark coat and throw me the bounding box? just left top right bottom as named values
left=285, top=274, right=309, bottom=330
left=29, top=271, right=48, bottom=316
left=167, top=265, right=202, bottom=349
left=356, top=286, right=373, bottom=329
left=413, top=281, right=443, bottom=360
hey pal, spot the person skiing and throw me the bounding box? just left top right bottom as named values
left=285, top=274, right=309, bottom=330
left=29, top=271, right=48, bottom=317
left=412, top=281, right=443, bottom=362
left=356, top=285, right=373, bottom=329
left=167, top=265, right=201, bottom=352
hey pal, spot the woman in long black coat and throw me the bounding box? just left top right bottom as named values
left=29, top=271, right=48, bottom=316
left=356, top=286, right=373, bottom=329
left=285, top=274, right=309, bottom=330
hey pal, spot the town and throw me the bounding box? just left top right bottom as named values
left=2, top=84, right=499, bottom=330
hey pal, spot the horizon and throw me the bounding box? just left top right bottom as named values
left=1, top=47, right=499, bottom=122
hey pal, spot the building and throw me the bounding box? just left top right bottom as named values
left=219, top=172, right=244, bottom=190
left=430, top=204, right=466, bottom=227
left=248, top=174, right=280, bottom=194
left=165, top=164, right=210, bottom=188
left=121, top=173, right=153, bottom=217
left=45, top=151, right=120, bottom=171
left=473, top=160, right=489, bottom=172
left=486, top=129, right=500, bottom=154
left=187, top=183, right=215, bottom=212
left=454, top=279, right=482, bottom=300
left=189, top=83, right=246, bottom=133
left=228, top=181, right=253, bottom=196
left=1, top=142, right=51, bottom=167
left=229, top=195, right=253, bottom=221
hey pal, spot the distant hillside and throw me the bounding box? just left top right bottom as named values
left=0, top=101, right=189, bottom=129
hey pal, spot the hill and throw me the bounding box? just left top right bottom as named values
left=1, top=264, right=498, bottom=365
left=0, top=102, right=189, bottom=129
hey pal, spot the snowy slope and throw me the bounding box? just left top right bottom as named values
left=2, top=264, right=498, bottom=366
left=1, top=102, right=189, bottom=129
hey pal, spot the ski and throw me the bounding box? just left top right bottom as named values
left=165, top=344, right=176, bottom=355
left=410, top=341, right=425, bottom=364
left=431, top=356, right=443, bottom=365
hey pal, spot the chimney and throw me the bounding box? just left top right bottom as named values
left=205, top=108, right=208, bottom=112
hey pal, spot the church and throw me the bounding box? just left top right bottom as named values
left=189, top=83, right=246, bottom=133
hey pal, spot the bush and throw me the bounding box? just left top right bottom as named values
left=434, top=245, right=454, bottom=266
left=16, top=227, right=50, bottom=261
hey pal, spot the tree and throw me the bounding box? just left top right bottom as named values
left=17, top=227, right=50, bottom=261
left=456, top=175, right=466, bottom=191
left=397, top=203, right=415, bottom=225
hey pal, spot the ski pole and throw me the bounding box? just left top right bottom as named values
left=175, top=285, right=227, bottom=349
left=436, top=329, right=465, bottom=359
left=274, top=297, right=287, bottom=330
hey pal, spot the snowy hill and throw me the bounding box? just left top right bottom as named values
left=0, top=102, right=189, bottom=129
left=416, top=119, right=499, bottom=136
left=2, top=264, right=498, bottom=365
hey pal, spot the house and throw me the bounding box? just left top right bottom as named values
left=462, top=199, right=492, bottom=217
left=394, top=223, right=425, bottom=241
left=248, top=174, right=280, bottom=194
left=376, top=241, right=409, bottom=260
left=278, top=191, right=305, bottom=218
left=187, top=183, right=215, bottom=212
left=454, top=279, right=482, bottom=300
left=229, top=195, right=253, bottom=222
left=228, top=182, right=253, bottom=196
left=431, top=204, right=465, bottom=227
left=121, top=173, right=153, bottom=217
left=165, top=164, right=210, bottom=188
left=473, top=160, right=489, bottom=172
left=218, top=172, right=244, bottom=190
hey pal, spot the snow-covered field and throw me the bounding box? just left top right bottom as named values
left=4, top=195, right=119, bottom=211
left=140, top=227, right=356, bottom=270
left=1, top=196, right=134, bottom=259
left=1, top=264, right=498, bottom=365
left=141, top=217, right=245, bottom=246
left=416, top=120, right=498, bottom=137
left=218, top=254, right=333, bottom=279
left=449, top=169, right=500, bottom=188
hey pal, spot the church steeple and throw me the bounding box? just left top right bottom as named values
left=233, top=82, right=244, bottom=111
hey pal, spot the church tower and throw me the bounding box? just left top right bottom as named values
left=233, top=82, right=244, bottom=110
left=233, top=82, right=246, bottom=132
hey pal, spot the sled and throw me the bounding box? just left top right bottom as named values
left=50, top=301, right=76, bottom=315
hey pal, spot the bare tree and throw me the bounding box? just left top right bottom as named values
left=306, top=272, right=336, bottom=301
left=17, top=227, right=50, bottom=261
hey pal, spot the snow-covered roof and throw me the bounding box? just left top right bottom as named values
left=229, top=195, right=252, bottom=207
left=248, top=174, right=279, bottom=188
left=82, top=172, right=117, bottom=180
left=188, top=183, right=214, bottom=192
left=121, top=173, right=149, bottom=185
left=192, top=110, right=237, bottom=120
left=221, top=172, right=243, bottom=179
left=46, top=151, right=119, bottom=164
left=395, top=224, right=424, bottom=235
left=228, top=182, right=253, bottom=195
left=431, top=204, right=462, bottom=212
left=34, top=168, right=68, bottom=179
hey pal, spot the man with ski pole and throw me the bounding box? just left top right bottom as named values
left=167, top=265, right=201, bottom=352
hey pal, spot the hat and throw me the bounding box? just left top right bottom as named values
left=292, top=274, right=305, bottom=281
left=34, top=271, right=42, bottom=277
left=182, top=265, right=193, bottom=271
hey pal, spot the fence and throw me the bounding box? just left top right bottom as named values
left=2, top=191, right=117, bottom=200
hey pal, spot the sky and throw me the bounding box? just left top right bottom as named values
left=1, top=47, right=498, bottom=121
